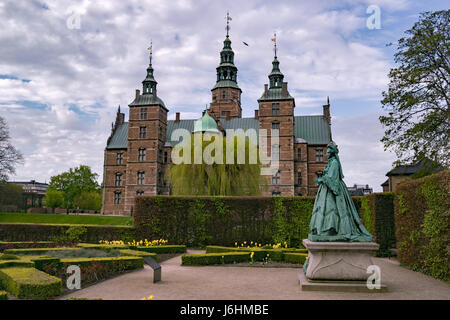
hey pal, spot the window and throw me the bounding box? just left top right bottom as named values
left=297, top=148, right=301, bottom=161
left=140, top=108, right=148, bottom=120
left=222, top=90, right=226, bottom=99
left=272, top=144, right=280, bottom=160
left=272, top=170, right=280, bottom=185
left=137, top=171, right=145, bottom=185
left=272, top=103, right=280, bottom=115
left=272, top=122, right=280, bottom=130
left=158, top=172, right=162, bottom=185
left=136, top=190, right=144, bottom=196
left=139, top=126, right=147, bottom=139
left=116, top=152, right=123, bottom=165
left=114, top=191, right=121, bottom=205
left=272, top=191, right=281, bottom=197
left=315, top=148, right=324, bottom=162
left=138, top=148, right=146, bottom=162
left=221, top=111, right=228, bottom=117
left=115, top=173, right=122, bottom=187
left=163, top=151, right=168, bottom=164
left=297, top=171, right=302, bottom=186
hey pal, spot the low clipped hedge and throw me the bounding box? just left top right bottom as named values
left=0, top=241, right=58, bottom=252
left=0, top=260, right=34, bottom=269
left=4, top=248, right=83, bottom=256
left=284, top=253, right=308, bottom=264
left=395, top=170, right=449, bottom=281
left=129, top=245, right=187, bottom=254
left=0, top=267, right=62, bottom=300
left=182, top=252, right=250, bottom=265
left=205, top=245, right=308, bottom=262
left=42, top=256, right=144, bottom=288
left=0, top=290, right=7, bottom=300
left=119, top=249, right=157, bottom=261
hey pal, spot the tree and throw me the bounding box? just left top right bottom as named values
left=0, top=183, right=24, bottom=210
left=380, top=10, right=450, bottom=167
left=48, top=165, right=100, bottom=209
left=73, top=191, right=102, bottom=210
left=0, top=116, right=23, bottom=181
left=168, top=134, right=264, bottom=196
left=43, top=188, right=65, bottom=209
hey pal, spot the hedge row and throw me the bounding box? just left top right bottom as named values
left=134, top=195, right=395, bottom=249
left=129, top=245, right=187, bottom=254
left=284, top=253, right=308, bottom=264
left=0, top=224, right=137, bottom=243
left=0, top=241, right=58, bottom=252
left=205, top=245, right=307, bottom=262
left=0, top=267, right=62, bottom=300
left=181, top=252, right=250, bottom=265
left=395, top=170, right=449, bottom=281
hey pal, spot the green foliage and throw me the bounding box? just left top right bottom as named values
left=379, top=10, right=450, bottom=166
left=73, top=191, right=102, bottom=211
left=395, top=170, right=449, bottom=281
left=0, top=267, right=62, bottom=300
left=0, top=116, right=24, bottom=182
left=128, top=245, right=186, bottom=254
left=53, top=226, right=87, bottom=245
left=0, top=254, right=19, bottom=260
left=43, top=188, right=64, bottom=209
left=168, top=134, right=264, bottom=196
left=181, top=252, right=250, bottom=265
left=48, top=165, right=101, bottom=209
left=284, top=253, right=308, bottom=264
left=0, top=183, right=24, bottom=210
left=0, top=212, right=132, bottom=226
left=0, top=290, right=7, bottom=300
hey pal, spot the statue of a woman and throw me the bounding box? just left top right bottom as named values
left=308, top=143, right=373, bottom=242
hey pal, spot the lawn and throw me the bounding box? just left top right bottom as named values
left=0, top=213, right=132, bottom=226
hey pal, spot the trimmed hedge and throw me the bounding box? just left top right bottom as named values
left=0, top=223, right=136, bottom=243
left=395, top=170, right=449, bottom=281
left=0, top=290, right=7, bottom=300
left=182, top=252, right=250, bottom=265
left=134, top=195, right=393, bottom=248
left=0, top=267, right=62, bottom=299
left=284, top=253, right=308, bottom=264
left=0, top=241, right=58, bottom=252
left=205, top=245, right=308, bottom=262
left=129, top=245, right=187, bottom=254
left=119, top=249, right=157, bottom=260
left=359, top=193, right=396, bottom=256
left=4, top=248, right=83, bottom=256
left=0, top=260, right=34, bottom=269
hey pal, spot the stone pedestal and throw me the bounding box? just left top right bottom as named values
left=299, top=239, right=387, bottom=292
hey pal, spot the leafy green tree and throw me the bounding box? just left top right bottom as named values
left=380, top=10, right=449, bottom=167
left=43, top=188, right=65, bottom=209
left=168, top=134, right=264, bottom=196
left=0, top=116, right=23, bottom=182
left=48, top=165, right=100, bottom=209
left=0, top=183, right=24, bottom=207
left=73, top=191, right=102, bottom=210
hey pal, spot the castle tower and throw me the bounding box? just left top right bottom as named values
left=209, top=13, right=242, bottom=119
left=124, top=45, right=168, bottom=214
left=258, top=34, right=295, bottom=196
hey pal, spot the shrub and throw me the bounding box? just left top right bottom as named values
left=284, top=253, right=308, bottom=264
left=0, top=290, right=8, bottom=300
left=119, top=249, right=157, bottom=260
left=395, top=170, right=449, bottom=281
left=0, top=254, right=19, bottom=260
left=0, top=267, right=62, bottom=299
left=0, top=241, right=58, bottom=252
left=181, top=252, right=250, bottom=265
left=129, top=245, right=186, bottom=254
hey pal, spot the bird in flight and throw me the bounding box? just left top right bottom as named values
left=243, top=41, right=249, bottom=46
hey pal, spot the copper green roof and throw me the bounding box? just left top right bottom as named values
left=212, top=80, right=241, bottom=90
left=193, top=112, right=220, bottom=133
left=258, top=87, right=294, bottom=101
left=129, top=94, right=167, bottom=109
left=106, top=115, right=331, bottom=149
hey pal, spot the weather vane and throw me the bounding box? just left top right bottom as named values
left=271, top=32, right=277, bottom=57
left=226, top=11, right=232, bottom=36
left=147, top=39, right=153, bottom=64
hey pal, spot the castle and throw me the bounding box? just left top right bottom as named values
left=101, top=31, right=332, bottom=216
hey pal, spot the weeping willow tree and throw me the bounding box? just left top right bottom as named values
left=168, top=132, right=265, bottom=196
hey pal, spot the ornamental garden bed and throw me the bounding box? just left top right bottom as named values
left=0, top=240, right=186, bottom=299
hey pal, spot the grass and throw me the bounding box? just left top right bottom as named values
left=0, top=212, right=132, bottom=226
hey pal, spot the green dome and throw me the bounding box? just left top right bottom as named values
left=193, top=112, right=220, bottom=133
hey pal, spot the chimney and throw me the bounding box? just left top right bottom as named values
left=282, top=82, right=288, bottom=97
left=135, top=89, right=140, bottom=99
left=254, top=109, right=259, bottom=119
left=175, top=112, right=180, bottom=122
left=323, top=96, right=331, bottom=125
left=264, top=84, right=268, bottom=98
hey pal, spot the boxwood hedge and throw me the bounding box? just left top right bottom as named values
left=182, top=252, right=250, bottom=265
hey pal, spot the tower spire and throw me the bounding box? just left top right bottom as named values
left=142, top=41, right=158, bottom=95
left=272, top=32, right=277, bottom=58
left=147, top=40, right=153, bottom=65
left=226, top=11, right=232, bottom=37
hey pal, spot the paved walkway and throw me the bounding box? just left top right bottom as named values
left=59, top=250, right=450, bottom=300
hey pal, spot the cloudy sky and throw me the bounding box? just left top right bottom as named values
left=0, top=0, right=447, bottom=191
